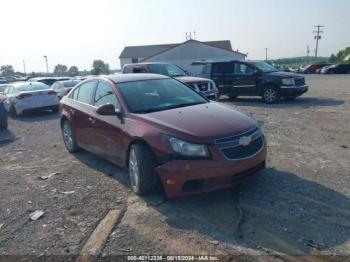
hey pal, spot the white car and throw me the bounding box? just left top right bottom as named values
left=1, top=82, right=59, bottom=117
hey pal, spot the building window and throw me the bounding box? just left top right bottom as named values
left=132, top=58, right=138, bottom=63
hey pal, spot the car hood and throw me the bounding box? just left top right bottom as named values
left=130, top=102, right=257, bottom=143
left=175, top=76, right=211, bottom=83
left=267, top=71, right=304, bottom=78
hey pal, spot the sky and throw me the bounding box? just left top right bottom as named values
left=1, top=0, right=349, bottom=72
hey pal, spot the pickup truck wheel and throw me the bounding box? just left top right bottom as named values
left=228, top=94, right=238, bottom=100
left=61, top=120, right=79, bottom=153
left=128, top=143, right=157, bottom=195
left=262, top=86, right=280, bottom=104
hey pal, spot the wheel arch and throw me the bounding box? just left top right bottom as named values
left=125, top=138, right=155, bottom=168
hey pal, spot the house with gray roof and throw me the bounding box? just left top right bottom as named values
left=119, top=39, right=246, bottom=74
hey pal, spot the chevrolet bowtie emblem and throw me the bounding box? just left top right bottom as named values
left=239, top=136, right=252, bottom=146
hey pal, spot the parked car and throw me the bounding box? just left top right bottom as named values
left=200, top=61, right=308, bottom=103
left=0, top=77, right=8, bottom=84
left=122, top=63, right=218, bottom=100
left=2, top=82, right=59, bottom=117
left=60, top=74, right=266, bottom=198
left=52, top=79, right=81, bottom=99
left=29, top=77, right=71, bottom=86
left=320, top=64, right=350, bottom=74
left=0, top=94, right=8, bottom=130
left=301, top=64, right=331, bottom=74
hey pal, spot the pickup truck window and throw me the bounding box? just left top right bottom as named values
left=212, top=62, right=234, bottom=74
left=234, top=63, right=254, bottom=75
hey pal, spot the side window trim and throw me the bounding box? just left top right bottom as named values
left=94, top=80, right=121, bottom=110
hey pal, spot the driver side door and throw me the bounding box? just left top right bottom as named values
left=91, top=80, right=126, bottom=166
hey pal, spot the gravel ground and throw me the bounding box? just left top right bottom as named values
left=0, top=74, right=349, bottom=260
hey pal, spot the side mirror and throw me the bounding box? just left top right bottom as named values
left=96, top=104, right=123, bottom=119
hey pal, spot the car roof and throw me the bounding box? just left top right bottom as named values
left=9, top=81, right=49, bottom=88
left=100, top=73, right=170, bottom=84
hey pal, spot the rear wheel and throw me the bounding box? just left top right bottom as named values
left=262, top=86, right=280, bottom=104
left=52, top=106, right=59, bottom=113
left=9, top=106, right=18, bottom=118
left=61, top=120, right=79, bottom=153
left=0, top=119, right=7, bottom=130
left=128, top=143, right=157, bottom=195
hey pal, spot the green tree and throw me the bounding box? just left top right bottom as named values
left=68, top=66, right=79, bottom=77
left=91, top=60, right=109, bottom=75
left=53, top=64, right=68, bottom=76
left=329, top=54, right=337, bottom=63
left=0, top=65, right=15, bottom=76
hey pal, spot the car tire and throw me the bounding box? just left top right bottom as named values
left=228, top=94, right=238, bottom=100
left=61, top=120, right=79, bottom=153
left=52, top=106, right=59, bottom=113
left=9, top=106, right=18, bottom=118
left=0, top=119, right=7, bottom=130
left=128, top=143, right=158, bottom=195
left=262, top=86, right=280, bottom=104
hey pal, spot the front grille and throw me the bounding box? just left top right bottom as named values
left=295, top=78, right=305, bottom=86
left=188, top=82, right=210, bottom=92
left=221, top=136, right=264, bottom=160
left=215, top=127, right=259, bottom=144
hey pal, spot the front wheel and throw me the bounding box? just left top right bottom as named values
left=128, top=143, right=158, bottom=195
left=262, top=86, right=280, bottom=104
left=61, top=120, right=79, bottom=153
left=228, top=94, right=238, bottom=100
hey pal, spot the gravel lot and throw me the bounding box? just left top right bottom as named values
left=0, top=75, right=349, bottom=260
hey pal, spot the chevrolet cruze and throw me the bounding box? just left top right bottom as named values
left=59, top=74, right=267, bottom=198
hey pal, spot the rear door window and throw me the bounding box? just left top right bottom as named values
left=212, top=63, right=234, bottom=74
left=76, top=81, right=97, bottom=105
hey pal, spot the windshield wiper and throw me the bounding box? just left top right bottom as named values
left=162, top=101, right=206, bottom=110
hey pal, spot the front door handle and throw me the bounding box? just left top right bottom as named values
left=88, top=117, right=96, bottom=124
left=69, top=109, right=75, bottom=115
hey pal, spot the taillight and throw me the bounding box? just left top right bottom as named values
left=16, top=93, right=32, bottom=99
left=48, top=91, right=57, bottom=95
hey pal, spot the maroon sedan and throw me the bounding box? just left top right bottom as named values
left=60, top=74, right=266, bottom=198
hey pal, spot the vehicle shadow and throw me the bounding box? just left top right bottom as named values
left=69, top=149, right=350, bottom=256
left=11, top=110, right=59, bottom=123
left=0, top=129, right=16, bottom=147
left=220, top=96, right=344, bottom=109
left=143, top=167, right=350, bottom=256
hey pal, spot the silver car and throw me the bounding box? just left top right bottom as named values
left=1, top=82, right=59, bottom=117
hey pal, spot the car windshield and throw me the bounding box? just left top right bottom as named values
left=117, top=78, right=207, bottom=114
left=251, top=62, right=279, bottom=73
left=147, top=64, right=187, bottom=77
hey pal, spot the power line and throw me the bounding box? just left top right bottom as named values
left=313, top=25, right=324, bottom=57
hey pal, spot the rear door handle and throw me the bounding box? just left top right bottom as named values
left=88, top=117, right=96, bottom=124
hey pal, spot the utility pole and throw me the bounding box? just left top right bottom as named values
left=43, top=55, right=49, bottom=75
left=265, top=48, right=268, bottom=61
left=23, top=59, right=26, bottom=74
left=313, top=25, right=324, bottom=57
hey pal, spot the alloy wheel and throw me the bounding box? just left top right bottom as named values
left=263, top=88, right=277, bottom=103
left=62, top=121, right=74, bottom=151
left=129, top=148, right=140, bottom=191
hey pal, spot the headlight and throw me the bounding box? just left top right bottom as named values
left=167, top=136, right=209, bottom=157
left=282, top=78, right=295, bottom=86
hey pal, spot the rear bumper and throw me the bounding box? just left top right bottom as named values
left=15, top=99, right=59, bottom=114
left=280, top=85, right=308, bottom=97
left=202, top=91, right=218, bottom=101
left=155, top=145, right=267, bottom=199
